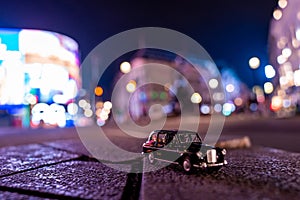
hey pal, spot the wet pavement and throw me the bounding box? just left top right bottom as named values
left=0, top=139, right=298, bottom=199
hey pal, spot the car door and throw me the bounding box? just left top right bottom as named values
left=153, top=132, right=166, bottom=160
left=162, top=133, right=182, bottom=163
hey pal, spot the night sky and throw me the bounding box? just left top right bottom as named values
left=0, top=0, right=278, bottom=88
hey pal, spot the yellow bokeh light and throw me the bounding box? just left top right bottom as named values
left=94, top=86, right=103, bottom=96
left=126, top=80, right=136, bottom=93
left=191, top=92, right=202, bottom=104
left=264, top=82, right=274, bottom=94
left=120, top=61, right=131, bottom=73
left=273, top=9, right=282, bottom=20
left=249, top=57, right=260, bottom=69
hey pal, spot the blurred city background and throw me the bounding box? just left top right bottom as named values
left=0, top=2, right=300, bottom=199
left=0, top=0, right=299, bottom=129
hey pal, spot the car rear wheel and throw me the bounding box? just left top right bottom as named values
left=148, top=152, right=155, bottom=164
left=182, top=156, right=193, bottom=173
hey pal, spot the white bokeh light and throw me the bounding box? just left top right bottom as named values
left=264, top=65, right=276, bottom=78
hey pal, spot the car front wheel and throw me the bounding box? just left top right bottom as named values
left=182, top=156, right=193, bottom=173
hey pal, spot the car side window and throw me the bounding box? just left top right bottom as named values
left=148, top=132, right=158, bottom=146
left=168, top=135, right=180, bottom=149
left=157, top=133, right=166, bottom=147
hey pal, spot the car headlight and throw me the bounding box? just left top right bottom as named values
left=221, top=149, right=227, bottom=155
left=196, top=151, right=203, bottom=158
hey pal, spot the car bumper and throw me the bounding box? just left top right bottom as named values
left=193, top=160, right=227, bottom=168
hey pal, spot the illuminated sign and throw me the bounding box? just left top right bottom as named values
left=0, top=28, right=80, bottom=106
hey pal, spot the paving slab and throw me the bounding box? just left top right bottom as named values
left=141, top=147, right=300, bottom=200
left=0, top=191, right=54, bottom=200
left=43, top=139, right=91, bottom=156
left=0, top=144, right=80, bottom=177
left=0, top=161, right=128, bottom=200
left=43, top=137, right=143, bottom=164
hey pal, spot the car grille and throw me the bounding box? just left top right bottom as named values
left=207, top=149, right=217, bottom=163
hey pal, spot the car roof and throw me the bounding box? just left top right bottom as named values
left=152, top=129, right=199, bottom=135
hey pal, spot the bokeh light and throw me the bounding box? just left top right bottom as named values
left=264, top=65, right=276, bottom=79
left=249, top=103, right=258, bottom=112
left=103, top=101, right=113, bottom=110
left=213, top=92, right=225, bottom=101
left=294, top=70, right=300, bottom=86
left=208, top=78, right=219, bottom=89
left=264, top=82, right=274, bottom=94
left=25, top=94, right=38, bottom=105
left=234, top=97, right=243, bottom=106
left=282, top=99, right=291, bottom=108
left=200, top=105, right=210, bottom=114
left=271, top=96, right=283, bottom=111
left=249, top=57, right=260, bottom=69
left=67, top=103, right=78, bottom=115
left=277, top=55, right=287, bottom=64
left=278, top=0, right=288, bottom=9
left=120, top=61, right=131, bottom=73
left=126, top=80, right=136, bottom=93
left=213, top=104, right=222, bottom=113
left=273, top=9, right=283, bottom=20
left=222, top=103, right=232, bottom=116
left=225, top=84, right=235, bottom=93
left=84, top=109, right=93, bottom=118
left=94, top=86, right=103, bottom=96
left=79, top=99, right=88, bottom=108
left=191, top=92, right=202, bottom=104
left=282, top=47, right=292, bottom=58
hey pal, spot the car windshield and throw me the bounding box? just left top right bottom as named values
left=177, top=132, right=202, bottom=143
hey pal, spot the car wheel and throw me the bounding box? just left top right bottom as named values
left=148, top=152, right=155, bottom=164
left=182, top=156, right=193, bottom=173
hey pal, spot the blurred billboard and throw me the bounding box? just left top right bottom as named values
left=0, top=28, right=80, bottom=127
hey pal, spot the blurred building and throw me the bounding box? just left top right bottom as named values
left=112, top=49, right=248, bottom=123
left=0, top=28, right=80, bottom=127
left=269, top=0, right=300, bottom=117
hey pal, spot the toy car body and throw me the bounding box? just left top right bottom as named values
left=142, top=130, right=227, bottom=172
